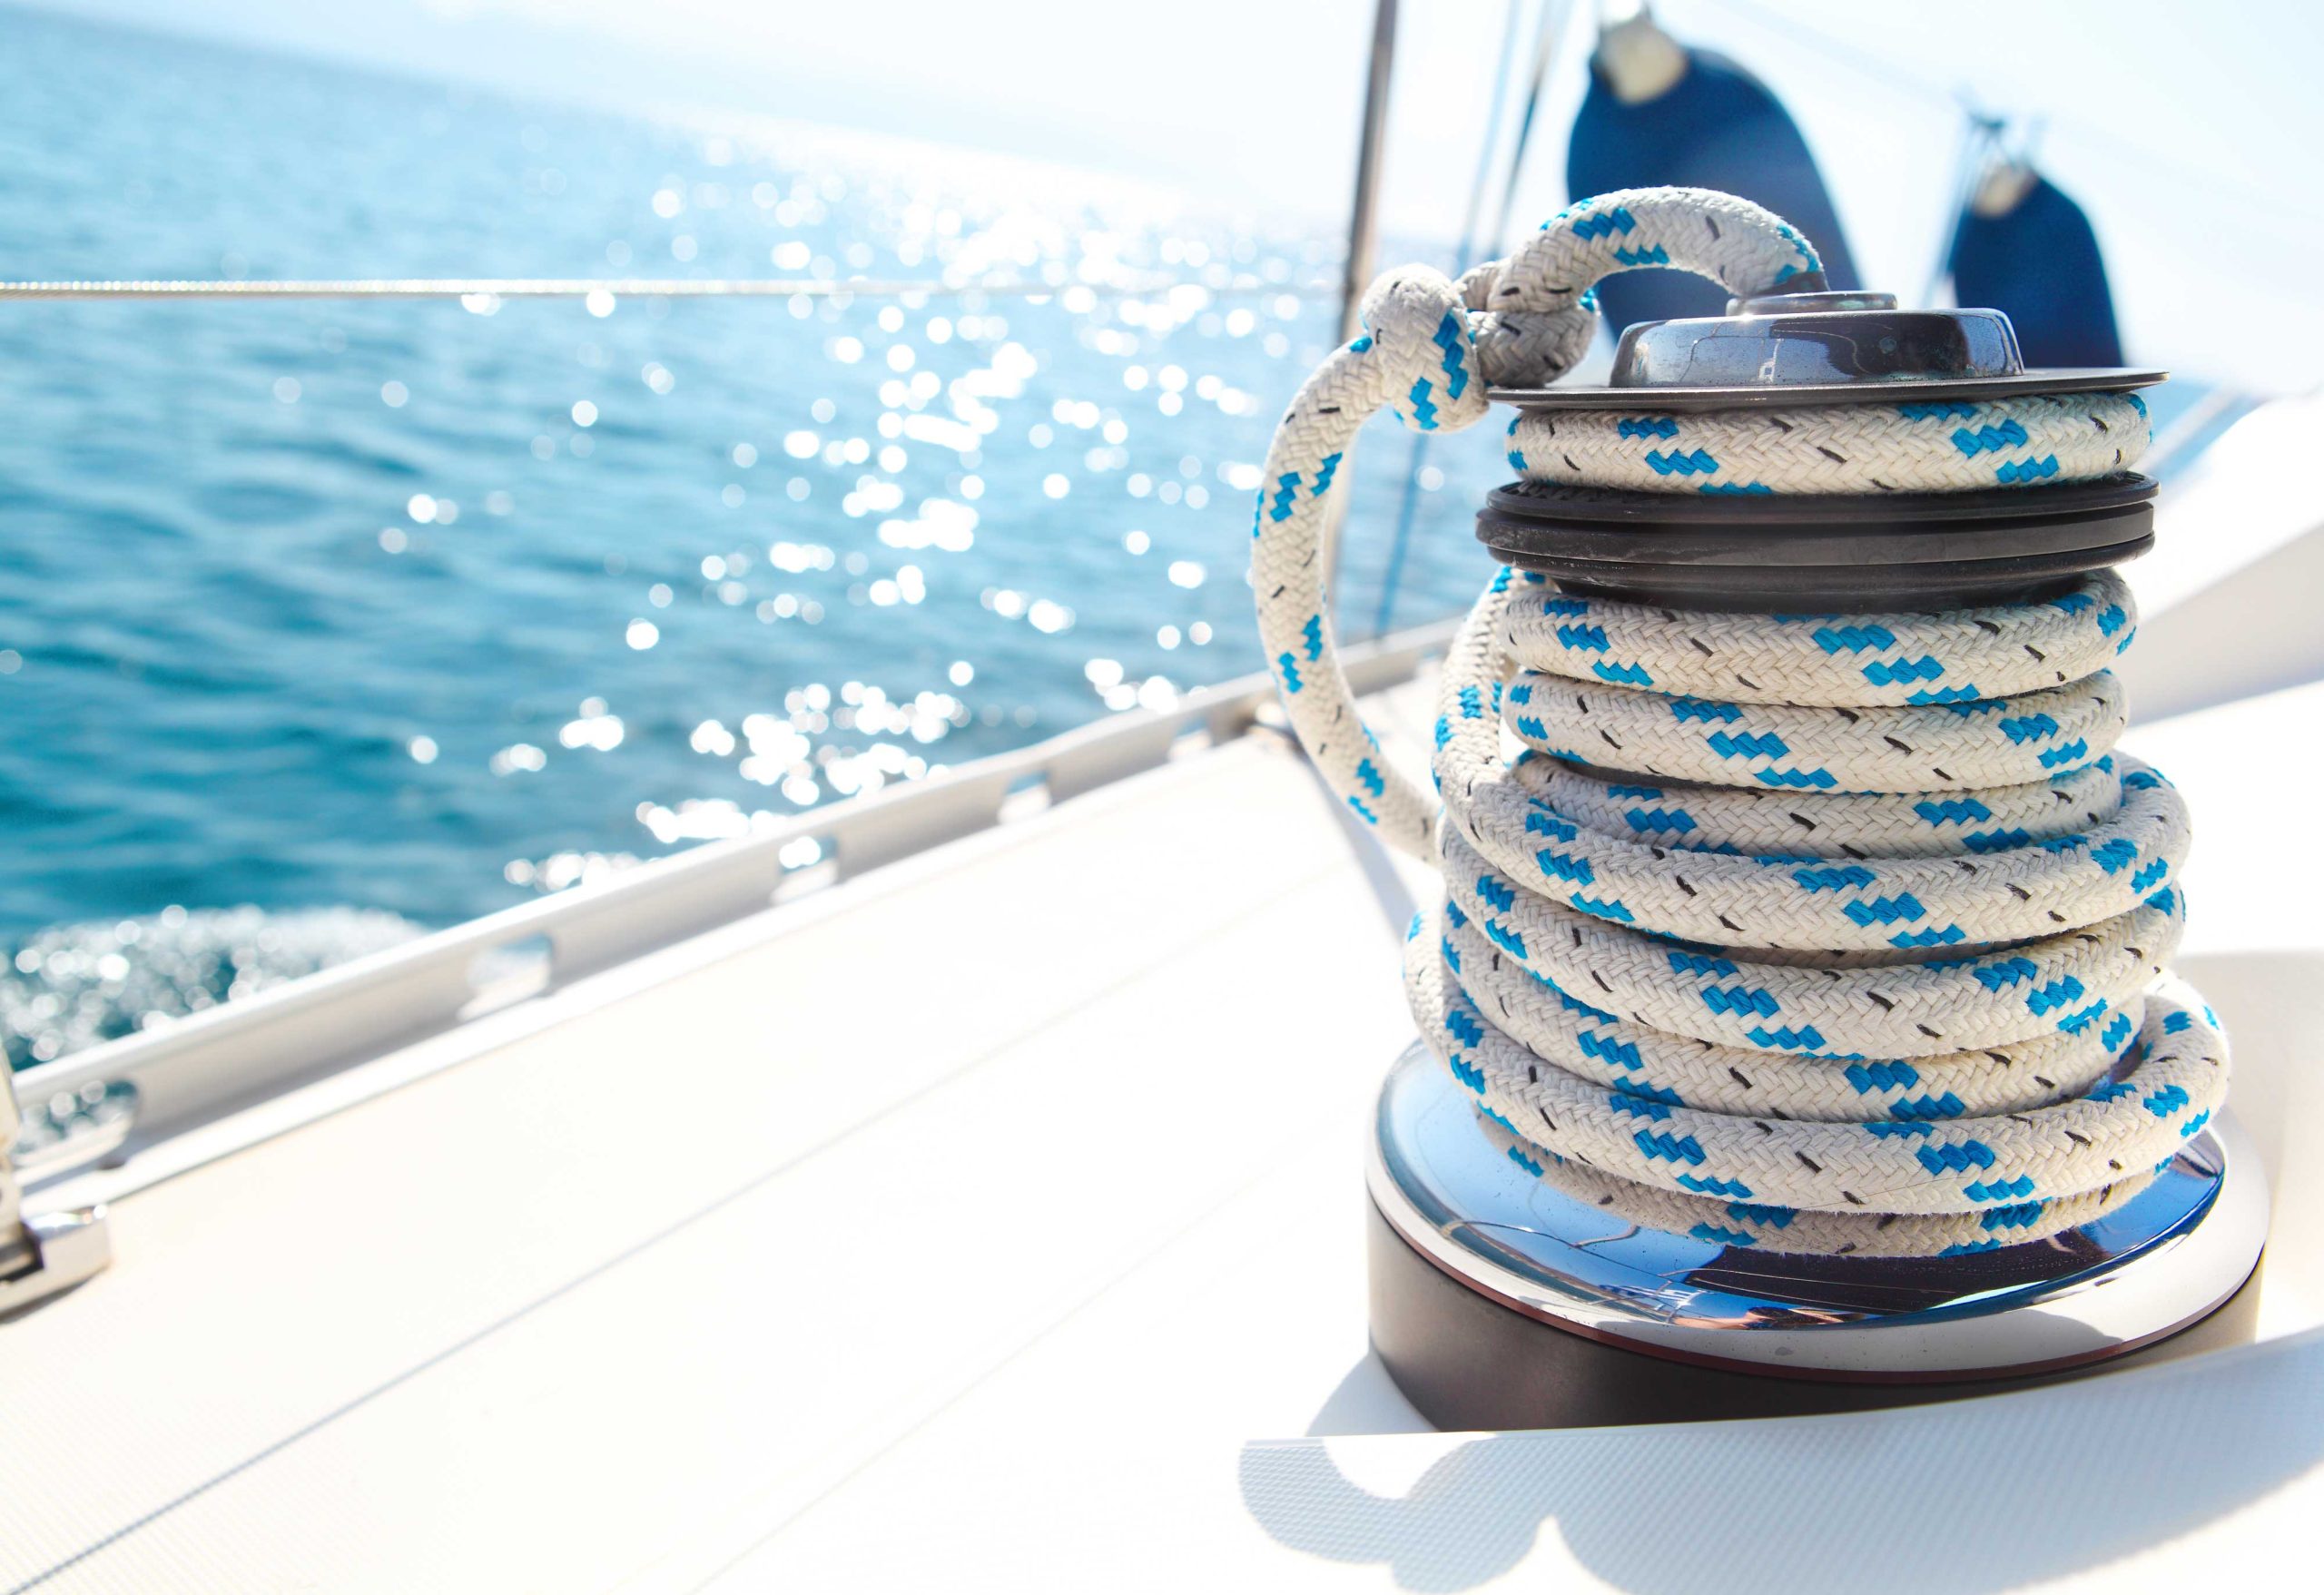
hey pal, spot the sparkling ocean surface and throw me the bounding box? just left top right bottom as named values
left=0, top=7, right=1518, bottom=1070
left=0, top=8, right=2220, bottom=1073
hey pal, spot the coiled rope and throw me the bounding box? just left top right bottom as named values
left=1251, top=186, right=2227, bottom=1256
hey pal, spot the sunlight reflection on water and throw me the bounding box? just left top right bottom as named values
left=0, top=12, right=1507, bottom=1068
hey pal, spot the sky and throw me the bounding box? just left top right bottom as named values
left=26, top=0, right=2324, bottom=387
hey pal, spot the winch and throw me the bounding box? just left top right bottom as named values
left=1248, top=187, right=2269, bottom=1431
left=1474, top=287, right=2161, bottom=612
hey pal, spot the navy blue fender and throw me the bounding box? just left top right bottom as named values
left=1566, top=48, right=1861, bottom=333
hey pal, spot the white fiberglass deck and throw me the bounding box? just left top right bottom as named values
left=6, top=403, right=2324, bottom=1592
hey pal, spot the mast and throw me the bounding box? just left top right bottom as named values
left=1339, top=0, right=1399, bottom=346
left=1325, top=0, right=1401, bottom=594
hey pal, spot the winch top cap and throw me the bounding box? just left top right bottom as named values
left=1492, top=287, right=2164, bottom=410
left=1614, top=291, right=2022, bottom=389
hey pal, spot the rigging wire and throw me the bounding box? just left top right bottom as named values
left=1452, top=1, right=1539, bottom=270
left=0, top=274, right=1328, bottom=301
left=1485, top=0, right=1579, bottom=259
left=1708, top=0, right=1955, bottom=107
left=1371, top=0, right=1570, bottom=641
left=1369, top=0, right=1528, bottom=639
left=1709, top=0, right=2324, bottom=233
left=1918, top=106, right=2006, bottom=306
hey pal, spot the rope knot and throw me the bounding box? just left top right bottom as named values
left=1354, top=269, right=1494, bottom=436
left=1457, top=259, right=1598, bottom=390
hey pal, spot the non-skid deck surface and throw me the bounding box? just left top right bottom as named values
left=5, top=673, right=2324, bottom=1592
left=0, top=676, right=1446, bottom=1592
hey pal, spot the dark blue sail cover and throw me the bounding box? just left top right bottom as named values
left=1949, top=173, right=2124, bottom=367
left=1565, top=48, right=1860, bottom=332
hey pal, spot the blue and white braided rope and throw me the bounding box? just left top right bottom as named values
left=1504, top=391, right=2148, bottom=495
left=1250, top=186, right=2225, bottom=1256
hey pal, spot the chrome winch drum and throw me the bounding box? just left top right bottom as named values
left=1365, top=290, right=2270, bottom=1431
left=1368, top=1042, right=2268, bottom=1430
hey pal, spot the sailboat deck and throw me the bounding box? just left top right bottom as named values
left=0, top=665, right=1450, bottom=1590
left=2, top=659, right=2322, bottom=1591
left=7, top=420, right=2324, bottom=1589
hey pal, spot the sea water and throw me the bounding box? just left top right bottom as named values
left=0, top=10, right=1512, bottom=1069
left=0, top=10, right=2219, bottom=1074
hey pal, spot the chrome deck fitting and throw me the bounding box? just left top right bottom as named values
left=1369, top=290, right=2264, bottom=1429
left=1, top=1084, right=112, bottom=1317
left=1367, top=1043, right=2268, bottom=1429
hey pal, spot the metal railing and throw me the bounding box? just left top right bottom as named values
left=8, top=619, right=1455, bottom=1216
left=0, top=274, right=1330, bottom=301
left=0, top=1078, right=107, bottom=1314
left=0, top=8, right=1424, bottom=1303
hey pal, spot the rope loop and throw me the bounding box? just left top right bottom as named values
left=1462, top=187, right=1822, bottom=390
left=1254, top=187, right=1824, bottom=858
left=1347, top=188, right=1826, bottom=449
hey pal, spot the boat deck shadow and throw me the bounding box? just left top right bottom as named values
left=1247, top=945, right=2324, bottom=1592
left=1244, top=1324, right=2324, bottom=1593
